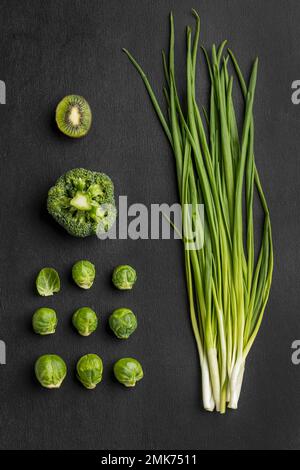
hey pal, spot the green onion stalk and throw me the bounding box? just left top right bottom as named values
left=123, top=10, right=273, bottom=413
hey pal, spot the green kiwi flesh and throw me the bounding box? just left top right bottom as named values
left=55, top=95, right=92, bottom=138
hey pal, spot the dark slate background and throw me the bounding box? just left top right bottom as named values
left=0, top=0, right=299, bottom=450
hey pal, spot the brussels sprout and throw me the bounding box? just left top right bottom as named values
left=76, top=354, right=103, bottom=389
left=32, top=308, right=58, bottom=335
left=72, top=307, right=98, bottom=336
left=35, top=354, right=67, bottom=389
left=109, top=308, right=137, bottom=339
left=36, top=268, right=60, bottom=296
left=113, top=358, right=144, bottom=387
left=72, top=260, right=96, bottom=289
left=112, top=265, right=137, bottom=290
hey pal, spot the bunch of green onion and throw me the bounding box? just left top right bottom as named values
left=123, top=10, right=273, bottom=413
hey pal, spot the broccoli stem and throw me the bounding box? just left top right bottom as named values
left=70, top=191, right=92, bottom=211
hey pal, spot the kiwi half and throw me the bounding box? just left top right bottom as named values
left=55, top=95, right=92, bottom=138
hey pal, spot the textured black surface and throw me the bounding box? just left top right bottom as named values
left=0, top=0, right=299, bottom=450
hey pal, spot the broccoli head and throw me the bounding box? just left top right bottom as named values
left=47, top=168, right=116, bottom=237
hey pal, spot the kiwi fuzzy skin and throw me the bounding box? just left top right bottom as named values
left=55, top=95, right=92, bottom=138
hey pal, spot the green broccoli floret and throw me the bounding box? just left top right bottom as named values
left=47, top=168, right=116, bottom=237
